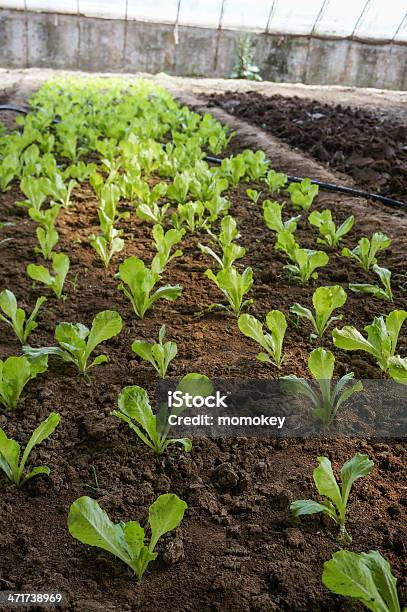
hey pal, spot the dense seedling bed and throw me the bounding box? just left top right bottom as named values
left=206, top=91, right=407, bottom=202
left=0, top=78, right=406, bottom=611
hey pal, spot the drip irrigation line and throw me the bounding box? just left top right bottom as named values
left=1, top=104, right=406, bottom=210
left=204, top=155, right=407, bottom=210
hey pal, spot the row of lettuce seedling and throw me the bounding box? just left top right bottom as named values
left=0, top=77, right=404, bottom=610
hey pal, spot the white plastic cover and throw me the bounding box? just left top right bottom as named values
left=0, top=0, right=406, bottom=41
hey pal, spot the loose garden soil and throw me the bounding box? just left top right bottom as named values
left=205, top=91, right=407, bottom=203
left=0, top=87, right=406, bottom=612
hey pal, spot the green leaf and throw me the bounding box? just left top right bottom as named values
left=0, top=428, right=20, bottom=481
left=148, top=493, right=188, bottom=550
left=340, top=453, right=374, bottom=509
left=21, top=465, right=50, bottom=485
left=85, top=310, right=122, bottom=361
left=322, top=549, right=401, bottom=612
left=308, top=348, right=334, bottom=381
left=68, top=496, right=132, bottom=569
left=313, top=456, right=342, bottom=512
left=18, top=412, right=60, bottom=481
left=290, top=499, right=336, bottom=519
left=388, top=355, right=407, bottom=384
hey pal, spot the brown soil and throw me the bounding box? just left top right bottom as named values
left=0, top=95, right=406, bottom=612
left=205, top=92, right=407, bottom=204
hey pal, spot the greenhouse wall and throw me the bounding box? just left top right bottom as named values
left=0, top=7, right=406, bottom=89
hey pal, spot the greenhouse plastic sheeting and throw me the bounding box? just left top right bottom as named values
left=1, top=0, right=406, bottom=42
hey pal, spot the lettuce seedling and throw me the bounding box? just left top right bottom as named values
left=137, top=200, right=169, bottom=225
left=170, top=201, right=207, bottom=233
left=0, top=290, right=47, bottom=343
left=23, top=310, right=122, bottom=375
left=308, top=210, right=354, bottom=247
left=287, top=178, right=319, bottom=211
left=388, top=355, right=407, bottom=385
left=112, top=373, right=212, bottom=454
left=0, top=412, right=60, bottom=486
left=90, top=228, right=124, bottom=269
left=263, top=200, right=300, bottom=234
left=151, top=224, right=184, bottom=274
left=332, top=310, right=407, bottom=374
left=29, top=204, right=60, bottom=259
left=46, top=172, right=77, bottom=208
left=281, top=348, right=363, bottom=426
left=238, top=311, right=287, bottom=368
left=0, top=354, right=48, bottom=410
left=220, top=156, right=246, bottom=187
left=264, top=169, right=287, bottom=193
left=323, top=549, right=403, bottom=612
left=246, top=189, right=261, bottom=205
left=275, top=230, right=299, bottom=260
left=18, top=176, right=50, bottom=211
left=117, top=256, right=182, bottom=319
left=205, top=266, right=253, bottom=317
left=342, top=232, right=391, bottom=272
left=290, top=453, right=373, bottom=543
left=0, top=154, right=19, bottom=192
left=132, top=325, right=177, bottom=378
left=68, top=493, right=187, bottom=581
left=199, top=242, right=245, bottom=270
left=167, top=171, right=191, bottom=204
left=241, top=150, right=269, bottom=181
left=349, top=264, right=393, bottom=301
left=290, top=285, right=347, bottom=338
left=204, top=195, right=230, bottom=222
left=27, top=252, right=69, bottom=300
left=284, top=247, right=329, bottom=283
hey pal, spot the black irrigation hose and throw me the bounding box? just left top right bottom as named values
left=1, top=105, right=406, bottom=211
left=204, top=155, right=407, bottom=211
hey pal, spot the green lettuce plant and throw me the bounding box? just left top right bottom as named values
left=90, top=228, right=124, bottom=268
left=68, top=494, right=187, bottom=581
left=332, top=310, right=407, bottom=375
left=263, top=200, right=300, bottom=234
left=0, top=354, right=48, bottom=410
left=23, top=310, right=122, bottom=375
left=349, top=264, right=393, bottom=301
left=112, top=373, right=212, bottom=454
left=284, top=246, right=329, bottom=283
left=0, top=154, right=19, bottom=191
left=265, top=169, right=287, bottom=193
left=117, top=256, right=182, bottom=319
left=308, top=210, right=354, bottom=247
left=205, top=266, right=253, bottom=317
left=281, top=348, right=363, bottom=426
left=27, top=252, right=70, bottom=299
left=0, top=412, right=60, bottom=486
left=151, top=225, right=184, bottom=274
left=287, top=178, right=319, bottom=211
left=246, top=189, right=261, bottom=205
left=132, top=325, right=177, bottom=378
left=323, top=549, right=403, bottom=612
left=291, top=453, right=373, bottom=543
left=342, top=232, right=391, bottom=271
left=0, top=289, right=47, bottom=343
left=290, top=285, right=347, bottom=338
left=238, top=311, right=287, bottom=368
left=29, top=204, right=61, bottom=259
left=170, top=202, right=207, bottom=233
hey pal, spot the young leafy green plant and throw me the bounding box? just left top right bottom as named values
left=308, top=209, right=354, bottom=247
left=0, top=412, right=60, bottom=486
left=322, top=549, right=404, bottom=612
left=27, top=252, right=70, bottom=299
left=290, top=285, right=347, bottom=339
left=199, top=241, right=245, bottom=270
left=132, top=325, right=177, bottom=378
left=167, top=171, right=191, bottom=203
left=264, top=169, right=287, bottom=193
left=205, top=266, right=253, bottom=317
left=112, top=373, right=212, bottom=454
left=342, top=232, right=391, bottom=272
left=29, top=204, right=61, bottom=259
left=68, top=493, right=187, bottom=581
left=349, top=264, right=393, bottom=301
left=332, top=310, right=407, bottom=375
left=151, top=224, right=184, bottom=274
left=238, top=311, right=287, bottom=368
left=387, top=355, right=407, bottom=385
left=90, top=228, right=124, bottom=269
left=290, top=453, right=373, bottom=543
left=263, top=200, right=300, bottom=234
left=287, top=178, right=319, bottom=211
left=117, top=257, right=182, bottom=319
left=0, top=354, right=48, bottom=410
left=281, top=348, right=363, bottom=427
left=170, top=201, right=207, bottom=233
left=246, top=189, right=261, bottom=205
left=23, top=310, right=122, bottom=375
left=0, top=289, right=47, bottom=343
left=284, top=247, right=329, bottom=284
